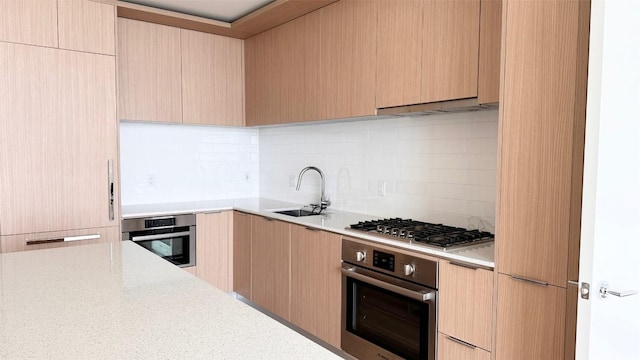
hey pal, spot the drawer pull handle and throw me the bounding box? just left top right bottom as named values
left=446, top=335, right=476, bottom=349
left=449, top=261, right=478, bottom=270
left=304, top=227, right=320, bottom=232
left=27, top=234, right=101, bottom=245
left=511, top=275, right=548, bottom=287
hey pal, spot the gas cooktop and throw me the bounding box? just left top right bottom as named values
left=348, top=218, right=494, bottom=250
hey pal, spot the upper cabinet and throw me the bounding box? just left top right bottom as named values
left=376, top=0, right=480, bottom=108
left=478, top=0, right=502, bottom=104
left=118, top=19, right=245, bottom=125
left=0, top=0, right=115, bottom=55
left=0, top=0, right=58, bottom=47
left=58, top=0, right=116, bottom=55
left=181, top=29, right=244, bottom=126
left=117, top=18, right=183, bottom=123
left=245, top=0, right=377, bottom=126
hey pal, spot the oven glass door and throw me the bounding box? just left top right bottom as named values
left=345, top=276, right=433, bottom=359
left=130, top=229, right=193, bottom=267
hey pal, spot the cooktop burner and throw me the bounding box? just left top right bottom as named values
left=348, top=218, right=493, bottom=250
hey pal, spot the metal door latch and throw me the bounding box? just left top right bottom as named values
left=569, top=280, right=590, bottom=300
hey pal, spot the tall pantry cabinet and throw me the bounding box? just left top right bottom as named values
left=495, top=0, right=590, bottom=359
left=0, top=0, right=120, bottom=252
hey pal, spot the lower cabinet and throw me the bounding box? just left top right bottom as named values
left=250, top=215, right=291, bottom=321
left=438, top=333, right=491, bottom=360
left=495, top=273, right=566, bottom=360
left=233, top=211, right=252, bottom=299
left=438, top=260, right=493, bottom=352
left=290, top=224, right=342, bottom=348
left=0, top=227, right=119, bottom=253
left=182, top=266, right=198, bottom=276
left=195, top=211, right=232, bottom=291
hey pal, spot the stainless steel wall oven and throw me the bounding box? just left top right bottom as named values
left=342, top=238, right=438, bottom=360
left=122, top=214, right=196, bottom=268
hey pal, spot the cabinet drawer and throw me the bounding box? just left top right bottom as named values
left=1, top=227, right=119, bottom=253
left=438, top=333, right=491, bottom=360
left=438, top=260, right=493, bottom=350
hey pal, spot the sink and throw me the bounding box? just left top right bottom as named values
left=272, top=209, right=320, bottom=217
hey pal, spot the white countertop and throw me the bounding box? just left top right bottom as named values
left=0, top=241, right=344, bottom=359
left=122, top=198, right=495, bottom=268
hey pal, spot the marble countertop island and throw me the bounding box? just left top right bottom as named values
left=0, top=241, right=344, bottom=359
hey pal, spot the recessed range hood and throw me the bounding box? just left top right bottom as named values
left=376, top=98, right=497, bottom=117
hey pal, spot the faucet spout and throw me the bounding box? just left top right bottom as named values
left=295, top=166, right=331, bottom=212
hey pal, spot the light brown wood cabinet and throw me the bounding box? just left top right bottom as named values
left=0, top=0, right=58, bottom=48
left=233, top=211, right=252, bottom=299
left=0, top=42, right=119, bottom=236
left=117, top=18, right=183, bottom=123
left=495, top=0, right=590, bottom=358
left=195, top=211, right=233, bottom=291
left=58, top=0, right=116, bottom=55
left=181, top=29, right=244, bottom=126
left=376, top=0, right=480, bottom=108
left=438, top=333, right=491, bottom=360
left=477, top=0, right=502, bottom=104
left=251, top=215, right=291, bottom=321
left=438, top=261, right=493, bottom=351
left=1, top=227, right=119, bottom=253
left=290, top=225, right=341, bottom=348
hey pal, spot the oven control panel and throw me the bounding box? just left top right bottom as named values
left=342, top=238, right=438, bottom=289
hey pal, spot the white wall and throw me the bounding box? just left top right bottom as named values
left=119, top=122, right=259, bottom=205
left=259, top=109, right=498, bottom=229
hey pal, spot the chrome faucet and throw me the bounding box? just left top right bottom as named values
left=296, top=166, right=331, bottom=213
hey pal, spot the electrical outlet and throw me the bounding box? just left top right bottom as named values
left=289, top=175, right=296, bottom=187
left=147, top=175, right=156, bottom=187
left=377, top=181, right=386, bottom=196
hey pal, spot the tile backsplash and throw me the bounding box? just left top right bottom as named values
left=119, top=122, right=259, bottom=205
left=259, top=109, right=499, bottom=230
left=119, top=109, right=498, bottom=230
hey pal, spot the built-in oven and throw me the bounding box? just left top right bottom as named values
left=122, top=214, right=196, bottom=268
left=342, top=238, right=438, bottom=360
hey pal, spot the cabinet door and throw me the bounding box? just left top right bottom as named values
left=0, top=0, right=58, bottom=47
left=0, top=43, right=118, bottom=235
left=375, top=0, right=423, bottom=108
left=320, top=0, right=377, bottom=119
left=438, top=333, right=491, bottom=360
left=117, top=18, right=182, bottom=123
left=496, top=0, right=587, bottom=287
left=1, top=227, right=119, bottom=253
left=251, top=216, right=290, bottom=320
left=233, top=211, right=252, bottom=299
left=245, top=29, right=283, bottom=126
left=495, top=274, right=566, bottom=360
left=181, top=29, right=244, bottom=126
left=438, top=261, right=493, bottom=351
left=421, top=0, right=480, bottom=103
left=290, top=225, right=341, bottom=348
left=196, top=212, right=232, bottom=291
left=58, top=0, right=116, bottom=55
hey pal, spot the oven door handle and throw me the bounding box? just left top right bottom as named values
left=131, top=231, right=191, bottom=242
left=341, top=266, right=435, bottom=302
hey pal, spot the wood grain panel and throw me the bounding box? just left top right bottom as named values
left=478, top=0, right=502, bottom=104
left=0, top=0, right=58, bottom=47
left=1, top=227, right=119, bottom=253
left=438, top=261, right=493, bottom=351
left=233, top=212, right=252, bottom=299
left=438, top=333, right=491, bottom=360
left=375, top=0, right=423, bottom=108
left=496, top=0, right=585, bottom=287
left=58, top=0, right=116, bottom=55
left=290, top=225, right=341, bottom=348
left=421, top=0, right=480, bottom=103
left=196, top=212, right=232, bottom=292
left=117, top=18, right=182, bottom=122
left=181, top=29, right=244, bottom=126
left=0, top=43, right=118, bottom=235
left=251, top=216, right=290, bottom=321
left=495, top=274, right=566, bottom=360
left=320, top=0, right=377, bottom=120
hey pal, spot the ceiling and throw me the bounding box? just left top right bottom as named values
left=122, top=0, right=276, bottom=22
